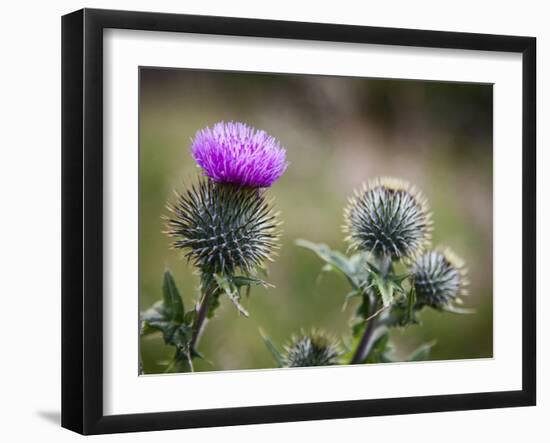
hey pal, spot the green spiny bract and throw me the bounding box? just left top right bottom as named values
left=283, top=330, right=341, bottom=367
left=344, top=177, right=432, bottom=260
left=165, top=179, right=280, bottom=275
left=412, top=248, right=469, bottom=309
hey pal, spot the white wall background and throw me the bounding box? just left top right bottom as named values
left=0, top=1, right=545, bottom=441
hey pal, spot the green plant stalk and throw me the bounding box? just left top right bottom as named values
left=350, top=254, right=391, bottom=364
left=189, top=277, right=216, bottom=353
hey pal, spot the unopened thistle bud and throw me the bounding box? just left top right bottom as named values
left=283, top=330, right=341, bottom=368
left=166, top=121, right=287, bottom=275
left=412, top=248, right=469, bottom=309
left=166, top=179, right=280, bottom=275
left=344, top=177, right=432, bottom=260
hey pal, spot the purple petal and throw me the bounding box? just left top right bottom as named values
left=191, top=121, right=288, bottom=188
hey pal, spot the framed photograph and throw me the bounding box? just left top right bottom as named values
left=61, top=8, right=536, bottom=435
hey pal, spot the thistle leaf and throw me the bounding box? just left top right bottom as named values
left=391, top=273, right=411, bottom=286
left=190, top=348, right=206, bottom=360
left=408, top=340, right=437, bottom=361
left=141, top=301, right=180, bottom=343
left=183, top=309, right=197, bottom=326
left=225, top=292, right=250, bottom=317
left=296, top=239, right=353, bottom=274
left=140, top=300, right=166, bottom=335
left=387, top=273, right=409, bottom=293
left=296, top=239, right=369, bottom=288
left=171, top=323, right=192, bottom=350
left=231, top=275, right=273, bottom=289
left=206, top=293, right=221, bottom=319
left=162, top=270, right=184, bottom=323
left=214, top=273, right=250, bottom=317
left=441, top=305, right=476, bottom=315
left=141, top=272, right=193, bottom=352
left=260, top=329, right=285, bottom=367
left=370, top=271, right=394, bottom=307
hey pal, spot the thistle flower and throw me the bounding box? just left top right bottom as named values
left=191, top=121, right=288, bottom=188
left=165, top=179, right=280, bottom=275
left=412, top=248, right=469, bottom=309
left=344, top=177, right=432, bottom=260
left=283, top=330, right=341, bottom=368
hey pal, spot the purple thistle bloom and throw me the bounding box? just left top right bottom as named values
left=191, top=121, right=288, bottom=188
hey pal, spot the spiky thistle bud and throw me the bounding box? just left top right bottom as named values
left=411, top=248, right=469, bottom=309
left=283, top=330, right=341, bottom=368
left=344, top=177, right=432, bottom=260
left=165, top=179, right=280, bottom=275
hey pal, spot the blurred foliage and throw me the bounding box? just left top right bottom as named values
left=139, top=68, right=493, bottom=374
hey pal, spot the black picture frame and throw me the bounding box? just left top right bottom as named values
left=61, top=8, right=536, bottom=435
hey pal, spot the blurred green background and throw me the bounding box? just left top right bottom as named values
left=139, top=68, right=493, bottom=374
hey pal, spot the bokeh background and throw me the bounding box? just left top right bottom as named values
left=139, top=68, right=493, bottom=374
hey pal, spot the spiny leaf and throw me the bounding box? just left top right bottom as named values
left=141, top=301, right=166, bottom=335
left=183, top=309, right=197, bottom=326
left=141, top=273, right=192, bottom=350
left=259, top=329, right=285, bottom=367
left=214, top=273, right=250, bottom=317
left=190, top=348, right=206, bottom=360
left=349, top=252, right=370, bottom=273
left=385, top=301, right=421, bottom=328
left=225, top=291, right=250, bottom=317
left=162, top=270, right=184, bottom=323
left=370, top=271, right=394, bottom=307
left=171, top=323, right=192, bottom=350
left=441, top=305, right=476, bottom=315
left=140, top=301, right=180, bottom=342
left=231, top=275, right=273, bottom=289
left=296, top=240, right=374, bottom=291
left=408, top=340, right=437, bottom=361
left=296, top=239, right=355, bottom=282
left=206, top=293, right=221, bottom=319
left=390, top=273, right=410, bottom=286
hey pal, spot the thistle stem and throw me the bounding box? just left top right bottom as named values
left=350, top=303, right=378, bottom=364
left=189, top=282, right=215, bottom=352
left=351, top=254, right=391, bottom=364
